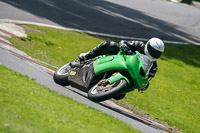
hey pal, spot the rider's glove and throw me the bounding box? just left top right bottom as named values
left=119, top=40, right=133, bottom=55
left=138, top=82, right=149, bottom=93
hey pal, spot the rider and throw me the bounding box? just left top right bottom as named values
left=78, top=37, right=165, bottom=99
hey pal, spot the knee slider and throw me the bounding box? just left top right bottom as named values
left=100, top=41, right=117, bottom=48
left=99, top=41, right=110, bottom=48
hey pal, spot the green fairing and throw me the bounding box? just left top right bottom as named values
left=93, top=51, right=148, bottom=93
left=125, top=52, right=148, bottom=92
left=93, top=55, right=127, bottom=75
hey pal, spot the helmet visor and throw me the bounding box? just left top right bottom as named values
left=147, top=43, right=162, bottom=59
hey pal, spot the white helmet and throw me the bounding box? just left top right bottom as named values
left=144, top=37, right=164, bottom=61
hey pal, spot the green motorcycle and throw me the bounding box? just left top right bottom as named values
left=53, top=50, right=152, bottom=102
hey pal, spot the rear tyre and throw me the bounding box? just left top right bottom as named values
left=53, top=62, right=71, bottom=86
left=88, top=79, right=128, bottom=102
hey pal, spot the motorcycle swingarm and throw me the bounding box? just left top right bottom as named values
left=68, top=64, right=94, bottom=92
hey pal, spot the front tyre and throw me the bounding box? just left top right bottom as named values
left=88, top=79, right=128, bottom=102
left=53, top=62, right=71, bottom=86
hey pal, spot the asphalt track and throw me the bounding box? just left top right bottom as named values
left=0, top=32, right=169, bottom=132
left=0, top=0, right=200, bottom=44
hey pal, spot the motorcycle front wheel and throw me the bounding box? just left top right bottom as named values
left=53, top=62, right=71, bottom=86
left=88, top=79, right=128, bottom=102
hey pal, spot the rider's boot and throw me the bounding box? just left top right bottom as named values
left=70, top=59, right=83, bottom=68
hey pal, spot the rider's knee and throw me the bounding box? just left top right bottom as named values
left=98, top=41, right=119, bottom=55
left=99, top=41, right=117, bottom=48
left=108, top=41, right=119, bottom=54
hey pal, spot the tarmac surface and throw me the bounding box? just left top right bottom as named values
left=0, top=0, right=200, bottom=44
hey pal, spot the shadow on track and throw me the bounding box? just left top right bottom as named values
left=2, top=0, right=199, bottom=43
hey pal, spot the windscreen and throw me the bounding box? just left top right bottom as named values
left=140, top=54, right=153, bottom=75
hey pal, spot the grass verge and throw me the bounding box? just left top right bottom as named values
left=11, top=25, right=102, bottom=69
left=0, top=65, right=140, bottom=133
left=9, top=24, right=200, bottom=133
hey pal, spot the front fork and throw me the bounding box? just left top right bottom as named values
left=108, top=72, right=133, bottom=93
left=109, top=72, right=139, bottom=93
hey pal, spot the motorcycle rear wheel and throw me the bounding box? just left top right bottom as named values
left=53, top=62, right=71, bottom=86
left=88, top=79, right=128, bottom=102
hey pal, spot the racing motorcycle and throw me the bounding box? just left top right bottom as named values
left=53, top=50, right=152, bottom=102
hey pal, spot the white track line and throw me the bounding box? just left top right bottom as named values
left=0, top=19, right=190, bottom=45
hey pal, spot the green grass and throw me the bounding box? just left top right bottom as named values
left=0, top=65, right=140, bottom=133
left=10, top=25, right=102, bottom=69
left=9, top=25, right=200, bottom=133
